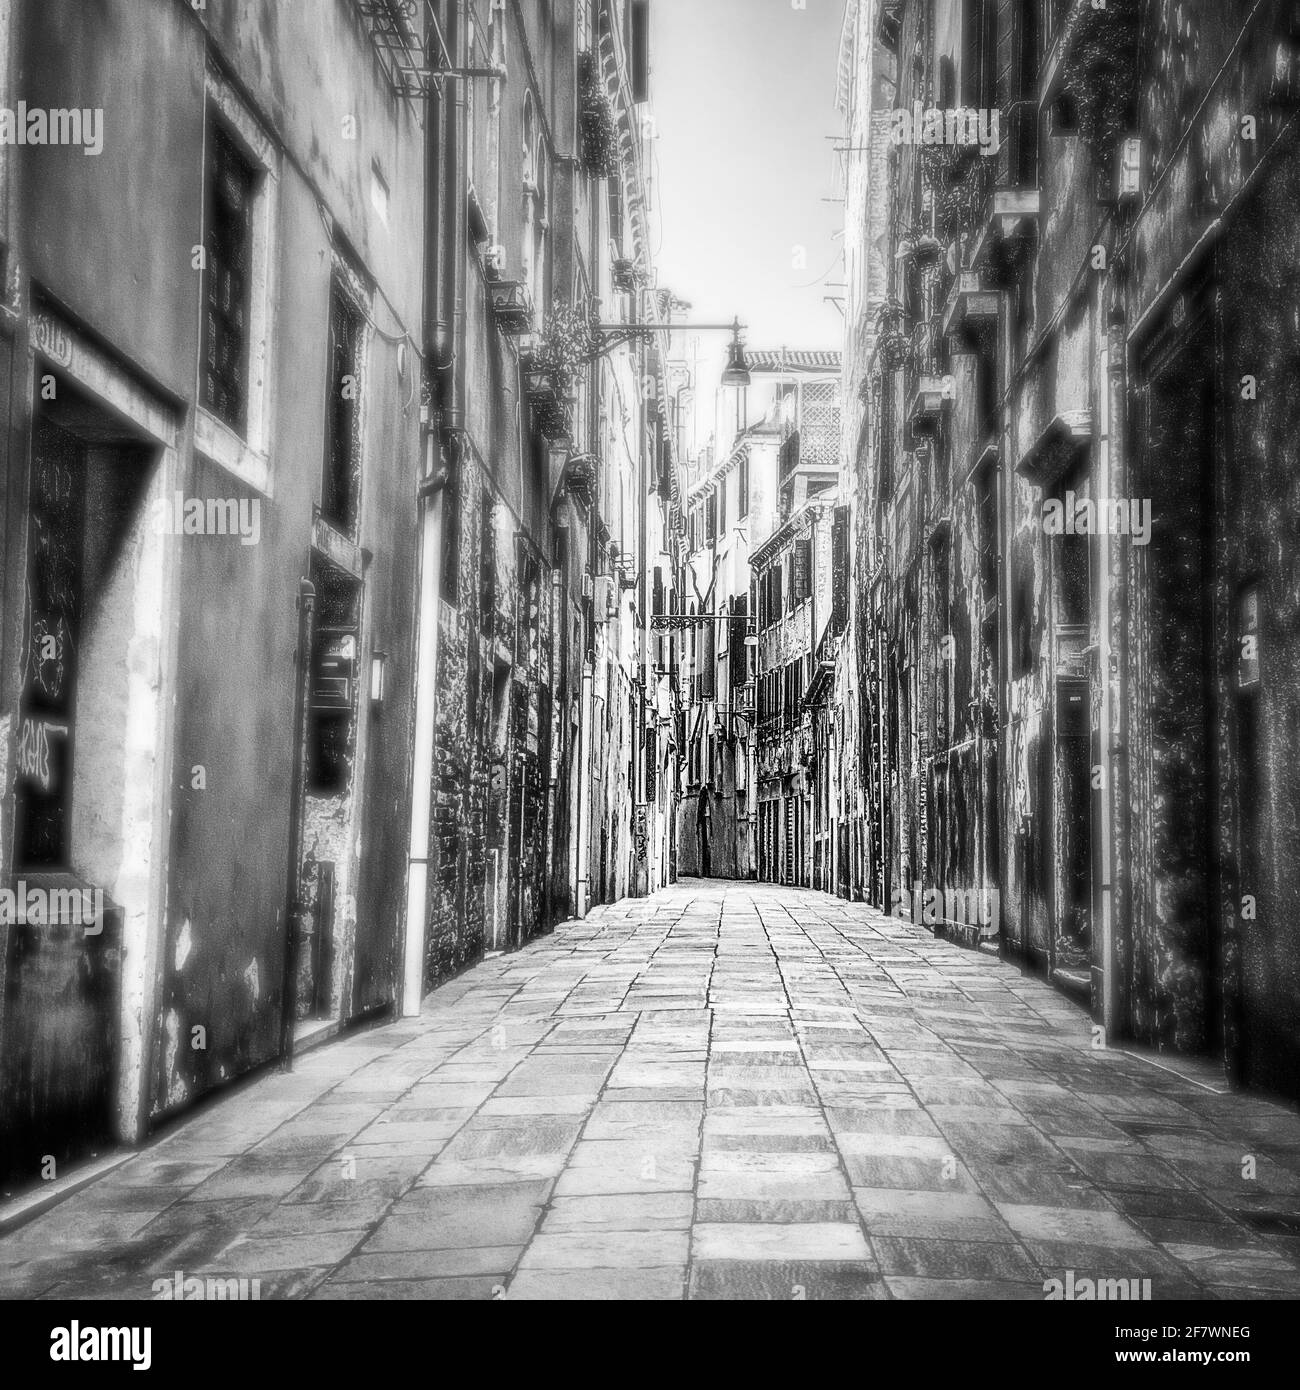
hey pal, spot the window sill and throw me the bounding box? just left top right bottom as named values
left=195, top=408, right=272, bottom=497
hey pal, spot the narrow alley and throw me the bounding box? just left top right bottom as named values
left=4, top=881, right=1299, bottom=1303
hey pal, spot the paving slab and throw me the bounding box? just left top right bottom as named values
left=4, top=879, right=1300, bottom=1301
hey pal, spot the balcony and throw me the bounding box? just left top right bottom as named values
left=562, top=452, right=599, bottom=509
left=971, top=189, right=1041, bottom=275
left=613, top=551, right=639, bottom=593
left=353, top=0, right=433, bottom=101
left=876, top=0, right=903, bottom=53
left=1039, top=0, right=1141, bottom=155
left=942, top=271, right=1000, bottom=341
left=908, top=375, right=954, bottom=434
left=490, top=280, right=535, bottom=336
left=527, top=384, right=574, bottom=444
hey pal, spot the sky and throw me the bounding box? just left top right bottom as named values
left=648, top=0, right=848, bottom=364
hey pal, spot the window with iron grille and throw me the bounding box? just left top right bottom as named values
left=793, top=538, right=812, bottom=605
left=202, top=122, right=257, bottom=432
left=322, top=280, right=365, bottom=536
left=608, top=174, right=624, bottom=255
left=799, top=383, right=841, bottom=468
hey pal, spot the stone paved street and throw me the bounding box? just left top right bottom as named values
left=3, top=880, right=1300, bottom=1301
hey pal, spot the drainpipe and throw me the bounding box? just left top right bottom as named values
left=404, top=428, right=445, bottom=1017
left=576, top=656, right=594, bottom=917
left=543, top=560, right=563, bottom=932
left=1094, top=333, right=1115, bottom=1034
left=1099, top=297, right=1128, bottom=1041
left=448, top=0, right=468, bottom=437
left=877, top=623, right=887, bottom=909
left=997, top=271, right=1014, bottom=950
left=402, top=0, right=456, bottom=1017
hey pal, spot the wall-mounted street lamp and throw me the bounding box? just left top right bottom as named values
left=720, top=322, right=753, bottom=389
left=587, top=316, right=750, bottom=389
left=370, top=651, right=389, bottom=708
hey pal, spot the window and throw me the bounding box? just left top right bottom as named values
left=202, top=122, right=256, bottom=431
left=738, top=451, right=750, bottom=518
left=321, top=279, right=365, bottom=536
left=630, top=0, right=650, bottom=103
left=962, top=0, right=996, bottom=107
left=608, top=175, right=625, bottom=256
left=729, top=597, right=748, bottom=689
left=1056, top=475, right=1090, bottom=628
left=793, top=539, right=812, bottom=605
left=933, top=540, right=951, bottom=745
left=700, top=619, right=716, bottom=701
left=197, top=71, right=278, bottom=494
left=1002, top=0, right=1041, bottom=184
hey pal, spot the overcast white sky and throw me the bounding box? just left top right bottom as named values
left=648, top=0, right=847, bottom=363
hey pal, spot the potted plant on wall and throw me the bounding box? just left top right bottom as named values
left=522, top=302, right=601, bottom=442
left=578, top=51, right=622, bottom=180
left=873, top=298, right=912, bottom=373
left=1060, top=0, right=1140, bottom=157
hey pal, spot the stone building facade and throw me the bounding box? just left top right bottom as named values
left=415, top=0, right=672, bottom=991
left=748, top=355, right=847, bottom=890
left=0, top=0, right=427, bottom=1182
left=839, top=0, right=1300, bottom=1101
left=0, top=0, right=676, bottom=1191
left=674, top=406, right=763, bottom=883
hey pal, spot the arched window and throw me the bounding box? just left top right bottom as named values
left=521, top=93, right=538, bottom=298
left=532, top=154, right=549, bottom=307
left=522, top=92, right=535, bottom=186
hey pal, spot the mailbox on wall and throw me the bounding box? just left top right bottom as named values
left=310, top=627, right=358, bottom=712
left=1056, top=678, right=1089, bottom=740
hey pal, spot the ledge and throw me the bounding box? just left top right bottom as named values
left=195, top=408, right=272, bottom=497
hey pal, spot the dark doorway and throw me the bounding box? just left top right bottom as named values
left=3, top=393, right=156, bottom=1185
left=298, top=557, right=363, bottom=1023
left=698, top=784, right=712, bottom=878
left=1135, top=287, right=1220, bottom=1054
